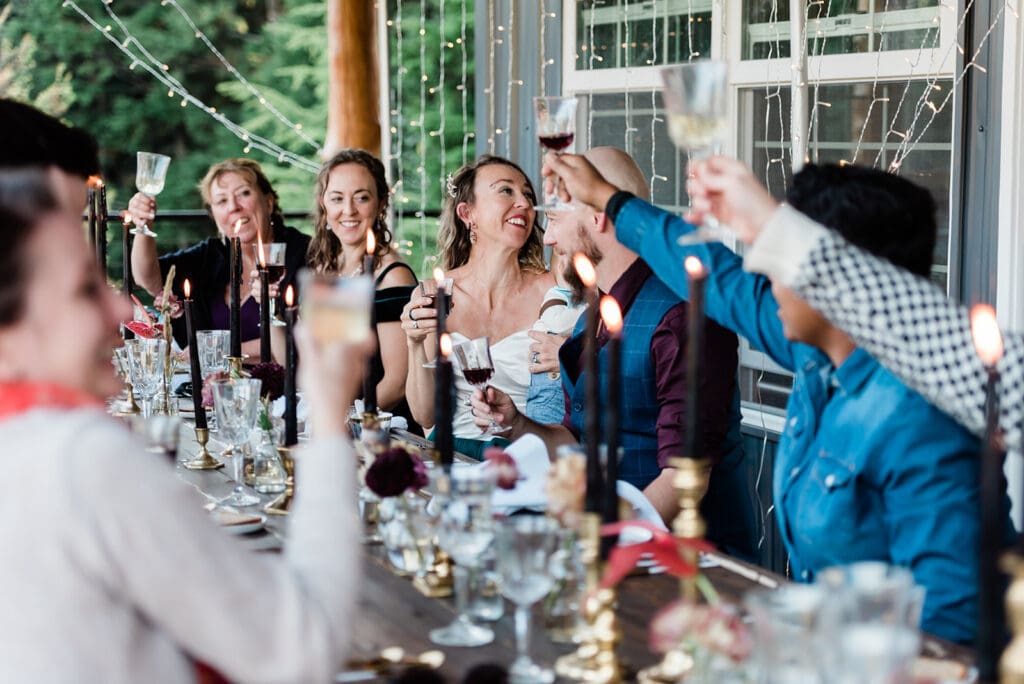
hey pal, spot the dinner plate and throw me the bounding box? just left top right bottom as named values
left=211, top=510, right=266, bottom=535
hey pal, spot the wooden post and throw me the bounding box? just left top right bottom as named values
left=325, top=0, right=381, bottom=158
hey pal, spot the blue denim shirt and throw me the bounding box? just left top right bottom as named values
left=612, top=195, right=996, bottom=644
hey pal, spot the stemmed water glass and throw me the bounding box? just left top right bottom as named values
left=453, top=336, right=509, bottom=436
left=254, top=242, right=288, bottom=326
left=430, top=467, right=497, bottom=647
left=660, top=61, right=730, bottom=244
left=196, top=330, right=230, bottom=378
left=210, top=378, right=262, bottom=507
left=132, top=152, right=171, bottom=238
left=495, top=515, right=560, bottom=683
left=533, top=96, right=578, bottom=212
left=127, top=337, right=166, bottom=418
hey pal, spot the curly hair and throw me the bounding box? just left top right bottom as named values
left=437, top=155, right=546, bottom=273
left=306, top=149, right=394, bottom=274
left=198, top=158, right=286, bottom=234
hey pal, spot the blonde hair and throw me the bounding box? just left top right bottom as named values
left=306, top=149, right=393, bottom=274
left=437, top=155, right=546, bottom=273
left=197, top=158, right=285, bottom=231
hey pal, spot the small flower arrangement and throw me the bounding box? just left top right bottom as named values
left=200, top=371, right=230, bottom=408
left=545, top=449, right=586, bottom=530
left=649, top=600, right=752, bottom=663
left=365, top=445, right=429, bottom=498
left=249, top=361, right=285, bottom=431
left=484, top=446, right=518, bottom=490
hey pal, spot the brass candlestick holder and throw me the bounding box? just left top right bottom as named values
left=226, top=356, right=245, bottom=376
left=413, top=470, right=454, bottom=598
left=184, top=427, right=224, bottom=470
left=1001, top=552, right=1024, bottom=682
left=554, top=512, right=624, bottom=683
left=264, top=446, right=294, bottom=515
left=636, top=457, right=709, bottom=684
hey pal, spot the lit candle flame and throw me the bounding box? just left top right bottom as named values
left=439, top=332, right=452, bottom=358
left=599, top=296, right=623, bottom=334
left=573, top=253, right=596, bottom=288
left=366, top=230, right=376, bottom=255
left=284, top=284, right=294, bottom=307
left=684, top=256, right=706, bottom=278
left=256, top=231, right=266, bottom=266
left=433, top=266, right=445, bottom=282
left=87, top=175, right=103, bottom=189
left=122, top=211, right=132, bottom=225
left=970, top=304, right=1004, bottom=367
left=183, top=279, right=191, bottom=298
left=233, top=218, right=243, bottom=235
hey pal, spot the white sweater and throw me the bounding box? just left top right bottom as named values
left=0, top=408, right=359, bottom=683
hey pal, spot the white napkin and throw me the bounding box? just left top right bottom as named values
left=271, top=393, right=309, bottom=421
left=489, top=434, right=551, bottom=513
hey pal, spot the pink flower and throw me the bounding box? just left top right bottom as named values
left=649, top=600, right=752, bottom=663
left=200, top=370, right=230, bottom=408
left=365, top=446, right=429, bottom=498
left=484, top=447, right=518, bottom=490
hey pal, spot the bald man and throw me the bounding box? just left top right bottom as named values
left=472, top=147, right=754, bottom=558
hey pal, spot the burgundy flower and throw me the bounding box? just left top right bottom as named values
left=485, top=447, right=518, bottom=490
left=250, top=362, right=285, bottom=401
left=365, top=447, right=429, bottom=498
left=200, top=370, right=230, bottom=408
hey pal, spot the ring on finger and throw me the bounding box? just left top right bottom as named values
left=531, top=351, right=540, bottom=364
left=413, top=320, right=419, bottom=329
left=410, top=309, right=417, bottom=321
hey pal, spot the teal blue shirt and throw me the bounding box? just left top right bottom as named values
left=612, top=195, right=1001, bottom=644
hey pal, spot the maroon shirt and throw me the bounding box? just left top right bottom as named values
left=561, top=258, right=739, bottom=468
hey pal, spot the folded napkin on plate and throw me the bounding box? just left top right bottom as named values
left=489, top=434, right=551, bottom=513
left=270, top=393, right=309, bottom=422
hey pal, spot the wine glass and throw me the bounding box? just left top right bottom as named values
left=254, top=242, right=288, bottom=326
left=533, top=96, right=578, bottom=212
left=210, top=378, right=262, bottom=507
left=196, top=330, right=230, bottom=378
left=420, top=277, right=454, bottom=370
left=453, top=336, right=509, bottom=435
left=297, top=269, right=375, bottom=344
left=127, top=337, right=167, bottom=418
left=660, top=61, right=730, bottom=245
left=495, top=515, right=560, bottom=683
left=430, top=467, right=497, bottom=647
left=132, top=152, right=171, bottom=238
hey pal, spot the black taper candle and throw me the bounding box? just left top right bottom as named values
left=435, top=334, right=455, bottom=469
left=87, top=187, right=97, bottom=250
left=283, top=289, right=298, bottom=447
left=362, top=246, right=377, bottom=414
left=600, top=296, right=623, bottom=559
left=230, top=235, right=242, bottom=358
left=96, top=183, right=108, bottom=276
left=574, top=254, right=603, bottom=514
left=183, top=283, right=207, bottom=430
left=259, top=267, right=271, bottom=363
left=684, top=257, right=707, bottom=460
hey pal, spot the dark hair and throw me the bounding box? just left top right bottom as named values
left=0, top=98, right=100, bottom=179
left=198, top=158, right=287, bottom=234
left=307, top=148, right=393, bottom=274
left=0, top=170, right=59, bottom=326
left=786, top=163, right=937, bottom=278
left=438, top=155, right=546, bottom=273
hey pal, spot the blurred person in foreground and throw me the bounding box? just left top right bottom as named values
left=0, top=101, right=366, bottom=681
left=540, top=152, right=1010, bottom=643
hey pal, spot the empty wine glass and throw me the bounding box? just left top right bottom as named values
left=196, top=330, right=230, bottom=377
left=453, top=336, right=509, bottom=436
left=132, top=152, right=171, bottom=237
left=495, top=515, right=560, bottom=683
left=127, top=337, right=166, bottom=418
left=254, top=242, right=288, bottom=326
left=660, top=61, right=730, bottom=245
left=210, top=378, right=262, bottom=507
left=430, top=467, right=497, bottom=647
left=533, top=96, right=578, bottom=212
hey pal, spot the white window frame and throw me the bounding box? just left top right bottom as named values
left=561, top=0, right=959, bottom=430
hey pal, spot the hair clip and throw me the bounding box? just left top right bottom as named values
left=445, top=173, right=458, bottom=199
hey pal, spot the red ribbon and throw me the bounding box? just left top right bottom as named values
left=598, top=520, right=715, bottom=589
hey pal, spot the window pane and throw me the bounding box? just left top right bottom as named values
left=742, top=0, right=942, bottom=61
left=576, top=0, right=713, bottom=70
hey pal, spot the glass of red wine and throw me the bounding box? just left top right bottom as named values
left=533, top=96, right=578, bottom=212
left=254, top=243, right=288, bottom=326
left=453, top=336, right=510, bottom=436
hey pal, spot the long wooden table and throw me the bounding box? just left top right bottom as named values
left=170, top=417, right=976, bottom=682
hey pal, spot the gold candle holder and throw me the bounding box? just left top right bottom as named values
left=554, top=512, right=623, bottom=683
left=413, top=470, right=453, bottom=597
left=184, top=427, right=224, bottom=470
left=636, top=457, right=709, bottom=684
left=226, top=356, right=245, bottom=376
left=264, top=447, right=294, bottom=515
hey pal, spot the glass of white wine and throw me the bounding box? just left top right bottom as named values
left=297, top=269, right=375, bottom=345
left=661, top=61, right=730, bottom=245
left=132, top=151, right=171, bottom=238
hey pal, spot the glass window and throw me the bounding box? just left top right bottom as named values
left=576, top=0, right=713, bottom=70
left=742, top=0, right=942, bottom=61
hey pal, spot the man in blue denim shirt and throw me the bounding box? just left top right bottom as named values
left=540, top=156, right=1003, bottom=644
